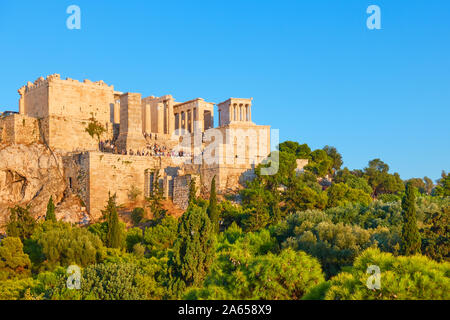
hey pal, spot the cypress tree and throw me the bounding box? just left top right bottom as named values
left=6, top=205, right=36, bottom=241
left=45, top=196, right=57, bottom=222
left=207, top=176, right=219, bottom=233
left=170, top=206, right=215, bottom=296
left=188, top=176, right=197, bottom=208
left=401, top=183, right=421, bottom=255
left=105, top=193, right=122, bottom=248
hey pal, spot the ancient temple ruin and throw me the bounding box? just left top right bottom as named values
left=0, top=74, right=271, bottom=219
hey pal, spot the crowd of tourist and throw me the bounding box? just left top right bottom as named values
left=98, top=139, right=191, bottom=158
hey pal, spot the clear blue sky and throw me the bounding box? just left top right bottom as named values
left=0, top=0, right=448, bottom=180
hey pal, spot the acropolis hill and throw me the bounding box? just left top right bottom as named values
left=0, top=74, right=271, bottom=225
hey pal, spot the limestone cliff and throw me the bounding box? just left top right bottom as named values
left=0, top=143, right=87, bottom=230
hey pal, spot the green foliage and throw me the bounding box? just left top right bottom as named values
left=218, top=200, right=250, bottom=230
left=240, top=180, right=272, bottom=231
left=207, top=176, right=219, bottom=233
left=6, top=205, right=36, bottom=241
left=363, top=159, right=405, bottom=196
left=305, top=149, right=333, bottom=177
left=283, top=179, right=328, bottom=213
left=401, top=183, right=421, bottom=255
left=334, top=168, right=373, bottom=194
left=323, top=145, right=343, bottom=172
left=126, top=227, right=143, bottom=253
left=146, top=170, right=166, bottom=221
left=420, top=205, right=449, bottom=262
left=278, top=141, right=311, bottom=159
left=377, top=193, right=401, bottom=203
left=0, top=237, right=31, bottom=280
left=272, top=211, right=374, bottom=277
left=81, top=262, right=152, bottom=300
left=85, top=114, right=106, bottom=141
left=326, top=182, right=372, bottom=208
left=0, top=278, right=37, bottom=300
left=186, top=225, right=324, bottom=299
left=434, top=171, right=450, bottom=197
left=133, top=243, right=146, bottom=258
left=128, top=185, right=142, bottom=202
left=188, top=177, right=197, bottom=208
left=45, top=196, right=56, bottom=222
left=144, top=215, right=178, bottom=256
left=103, top=193, right=124, bottom=249
left=24, top=221, right=105, bottom=271
left=170, top=206, right=215, bottom=296
left=305, top=248, right=450, bottom=300
left=131, top=207, right=145, bottom=225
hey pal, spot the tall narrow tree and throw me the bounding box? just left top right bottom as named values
left=188, top=176, right=197, bottom=208
left=170, top=206, right=215, bottom=296
left=207, top=176, right=219, bottom=233
left=104, top=193, right=122, bottom=249
left=401, top=183, right=421, bottom=255
left=45, top=196, right=56, bottom=222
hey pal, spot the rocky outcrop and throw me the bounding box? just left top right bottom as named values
left=0, top=143, right=84, bottom=230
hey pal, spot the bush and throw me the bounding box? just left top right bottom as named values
left=131, top=207, right=145, bottom=225
left=144, top=216, right=178, bottom=256
left=0, top=237, right=31, bottom=280
left=25, top=222, right=106, bottom=271
left=304, top=248, right=450, bottom=300
left=186, top=225, right=324, bottom=299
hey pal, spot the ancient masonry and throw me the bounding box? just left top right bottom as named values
left=0, top=74, right=271, bottom=219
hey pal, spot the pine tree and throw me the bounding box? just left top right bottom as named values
left=104, top=193, right=122, bottom=249
left=401, top=183, right=421, bottom=255
left=45, top=196, right=56, bottom=222
left=170, top=206, right=215, bottom=296
left=146, top=170, right=166, bottom=221
left=6, top=205, right=36, bottom=241
left=188, top=176, right=197, bottom=208
left=207, top=176, right=219, bottom=233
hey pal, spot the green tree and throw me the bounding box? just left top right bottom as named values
left=420, top=206, right=449, bottom=262
left=80, top=262, right=149, bottom=300
left=170, top=206, right=215, bottom=296
left=146, top=170, right=166, bottom=221
left=240, top=180, right=271, bottom=231
left=0, top=237, right=31, bottom=280
left=85, top=113, right=106, bottom=141
left=272, top=210, right=373, bottom=277
left=401, top=183, right=421, bottom=255
left=131, top=207, right=144, bottom=225
left=24, top=221, right=105, bottom=271
left=305, top=149, right=333, bottom=177
left=126, top=227, right=144, bottom=253
left=423, top=176, right=434, bottom=195
left=188, top=176, right=197, bottom=207
left=104, top=193, right=123, bottom=249
left=45, top=196, right=56, bottom=222
left=326, top=182, right=372, bottom=208
left=363, top=159, right=404, bottom=197
left=323, top=145, right=343, bottom=173
left=207, top=176, right=219, bottom=233
left=6, top=205, right=36, bottom=241
left=304, top=248, right=450, bottom=300
left=144, top=215, right=178, bottom=256
left=279, top=141, right=311, bottom=159
left=186, top=225, right=324, bottom=300
left=434, top=171, right=450, bottom=197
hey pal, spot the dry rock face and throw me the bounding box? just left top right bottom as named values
left=0, top=143, right=69, bottom=229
